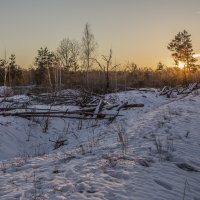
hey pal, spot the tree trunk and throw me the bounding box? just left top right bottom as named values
left=106, top=70, right=109, bottom=90
left=47, top=63, right=53, bottom=90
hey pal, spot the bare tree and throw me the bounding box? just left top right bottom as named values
left=81, top=23, right=97, bottom=86
left=57, top=38, right=80, bottom=72
left=91, top=49, right=119, bottom=91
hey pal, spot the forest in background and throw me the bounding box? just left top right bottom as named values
left=0, top=24, right=199, bottom=93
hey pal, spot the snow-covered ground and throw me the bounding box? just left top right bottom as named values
left=0, top=89, right=200, bottom=200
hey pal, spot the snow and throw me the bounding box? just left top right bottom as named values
left=0, top=86, right=13, bottom=97
left=0, top=89, right=200, bottom=199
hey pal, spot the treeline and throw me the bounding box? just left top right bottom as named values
left=0, top=26, right=199, bottom=93
left=2, top=63, right=200, bottom=93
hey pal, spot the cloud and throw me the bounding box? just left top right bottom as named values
left=196, top=11, right=200, bottom=14
left=193, top=54, right=200, bottom=58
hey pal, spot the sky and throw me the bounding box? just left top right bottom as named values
left=0, top=0, right=200, bottom=69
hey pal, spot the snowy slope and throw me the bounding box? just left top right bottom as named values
left=0, top=90, right=200, bottom=200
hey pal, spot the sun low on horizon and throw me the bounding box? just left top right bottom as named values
left=177, top=54, right=200, bottom=69
left=178, top=61, right=185, bottom=69
left=1, top=1, right=200, bottom=199
left=0, top=0, right=200, bottom=68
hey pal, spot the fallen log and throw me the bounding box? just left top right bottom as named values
left=116, top=102, right=128, bottom=111
left=93, top=99, right=103, bottom=118
left=0, top=107, right=61, bottom=112
left=105, top=104, right=119, bottom=110
left=0, top=110, right=123, bottom=119
left=160, top=83, right=199, bottom=97
left=179, top=83, right=198, bottom=94
left=159, top=86, right=169, bottom=95
left=121, top=103, right=144, bottom=109
left=160, top=87, right=176, bottom=96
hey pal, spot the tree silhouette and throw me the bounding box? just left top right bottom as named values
left=35, top=47, right=55, bottom=87
left=81, top=23, right=97, bottom=86
left=156, top=62, right=165, bottom=71
left=168, top=30, right=197, bottom=72
left=91, top=49, right=119, bottom=90
left=57, top=38, right=80, bottom=72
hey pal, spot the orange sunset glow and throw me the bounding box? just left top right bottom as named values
left=1, top=1, right=200, bottom=199
left=0, top=0, right=199, bottom=68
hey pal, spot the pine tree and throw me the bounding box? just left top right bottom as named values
left=0, top=59, right=7, bottom=85
left=156, top=62, right=165, bottom=71
left=34, top=47, right=55, bottom=86
left=168, top=30, right=197, bottom=72
left=7, top=54, right=23, bottom=86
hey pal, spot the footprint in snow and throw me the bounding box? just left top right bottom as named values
left=154, top=179, right=173, bottom=190
left=176, top=163, right=199, bottom=172
left=109, top=171, right=130, bottom=180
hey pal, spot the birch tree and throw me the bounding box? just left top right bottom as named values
left=81, top=23, right=97, bottom=86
